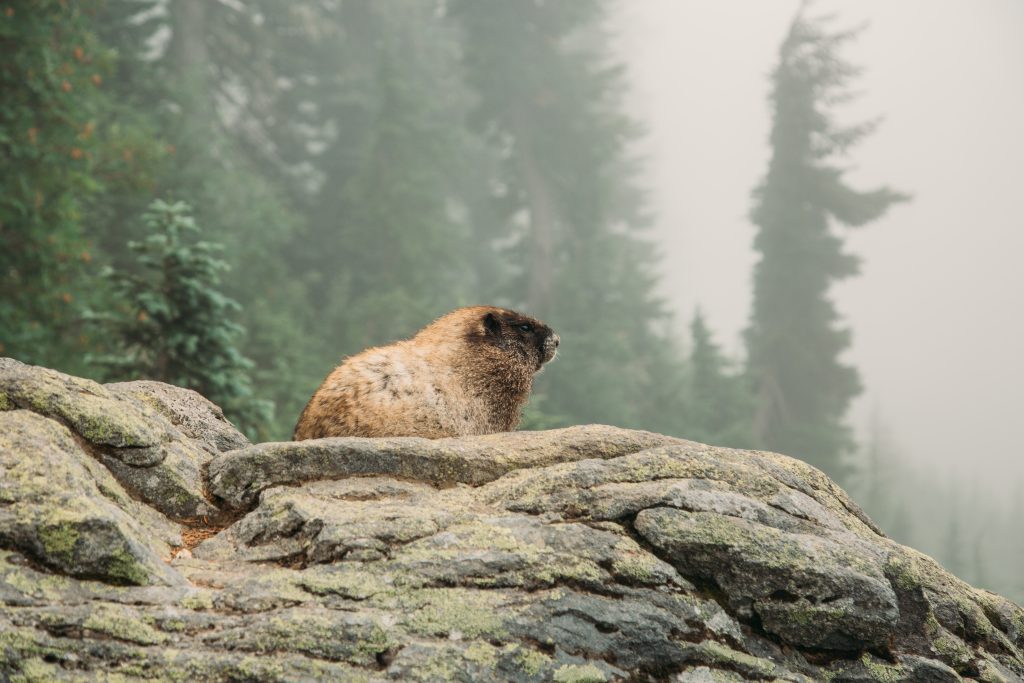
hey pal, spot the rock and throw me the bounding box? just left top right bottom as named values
left=0, top=358, right=170, bottom=456
left=96, top=438, right=218, bottom=522
left=0, top=411, right=181, bottom=586
left=0, top=359, right=219, bottom=521
left=106, top=380, right=249, bottom=453
left=2, top=360, right=1024, bottom=682
left=207, top=424, right=682, bottom=509
left=634, top=507, right=898, bottom=650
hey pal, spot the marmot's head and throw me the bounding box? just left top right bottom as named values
left=423, top=306, right=559, bottom=372
left=480, top=308, right=559, bottom=371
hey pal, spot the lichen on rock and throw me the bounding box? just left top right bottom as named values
left=1, top=358, right=1023, bottom=682
left=0, top=411, right=181, bottom=586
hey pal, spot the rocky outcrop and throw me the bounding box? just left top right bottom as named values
left=1, top=357, right=1022, bottom=682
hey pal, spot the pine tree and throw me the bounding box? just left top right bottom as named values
left=1007, top=481, right=1024, bottom=603
left=745, top=10, right=908, bottom=478
left=683, top=311, right=754, bottom=447
left=94, top=1, right=499, bottom=438
left=451, top=0, right=685, bottom=431
left=300, top=2, right=481, bottom=354
left=885, top=500, right=914, bottom=547
left=858, top=408, right=904, bottom=531
left=91, top=200, right=271, bottom=437
left=94, top=0, right=323, bottom=438
left=0, top=0, right=160, bottom=372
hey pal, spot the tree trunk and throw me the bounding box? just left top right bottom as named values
left=511, top=111, right=556, bottom=317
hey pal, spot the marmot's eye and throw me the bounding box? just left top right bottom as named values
left=519, top=323, right=533, bottom=333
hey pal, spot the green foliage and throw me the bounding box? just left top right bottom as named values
left=745, top=12, right=908, bottom=479
left=452, top=0, right=685, bottom=433
left=299, top=2, right=481, bottom=354
left=93, top=0, right=319, bottom=438
left=89, top=200, right=271, bottom=437
left=680, top=312, right=754, bottom=447
left=0, top=0, right=113, bottom=371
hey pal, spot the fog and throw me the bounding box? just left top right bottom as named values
left=6, top=0, right=1020, bottom=601
left=619, top=0, right=1024, bottom=496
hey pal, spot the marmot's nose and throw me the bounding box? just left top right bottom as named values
left=551, top=334, right=560, bottom=348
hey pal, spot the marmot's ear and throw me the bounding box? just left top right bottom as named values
left=483, top=312, right=501, bottom=337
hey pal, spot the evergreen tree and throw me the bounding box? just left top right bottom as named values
left=682, top=311, right=754, bottom=447
left=94, top=0, right=323, bottom=438
left=0, top=0, right=161, bottom=372
left=885, top=500, right=914, bottom=547
left=91, top=200, right=271, bottom=437
left=745, top=10, right=908, bottom=477
left=299, top=1, right=482, bottom=354
left=451, top=0, right=686, bottom=431
left=858, top=409, right=903, bottom=530
left=94, top=1, right=493, bottom=437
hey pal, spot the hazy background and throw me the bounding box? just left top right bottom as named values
left=619, top=0, right=1024, bottom=495
left=3, top=0, right=1021, bottom=601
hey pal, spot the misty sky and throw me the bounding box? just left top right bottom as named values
left=617, top=0, right=1024, bottom=495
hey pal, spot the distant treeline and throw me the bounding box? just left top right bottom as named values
left=2, top=1, right=1020, bottom=601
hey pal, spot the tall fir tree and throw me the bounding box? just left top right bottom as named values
left=0, top=0, right=161, bottom=372
left=299, top=1, right=482, bottom=355
left=682, top=311, right=754, bottom=447
left=451, top=0, right=686, bottom=431
left=94, top=0, right=325, bottom=437
left=745, top=10, right=908, bottom=478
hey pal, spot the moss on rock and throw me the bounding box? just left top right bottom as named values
left=2, top=361, right=1023, bottom=682
left=552, top=663, right=607, bottom=683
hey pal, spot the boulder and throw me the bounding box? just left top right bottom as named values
left=0, top=359, right=235, bottom=521
left=0, top=411, right=181, bottom=586
left=1, top=358, right=1022, bottom=682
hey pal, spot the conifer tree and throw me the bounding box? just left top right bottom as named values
left=745, top=10, right=908, bottom=477
left=94, top=0, right=325, bottom=437
left=885, top=501, right=914, bottom=547
left=451, top=0, right=685, bottom=431
left=1008, top=481, right=1024, bottom=602
left=300, top=2, right=481, bottom=354
left=941, top=490, right=969, bottom=581
left=683, top=311, right=754, bottom=447
left=91, top=200, right=271, bottom=437
left=0, top=0, right=158, bottom=372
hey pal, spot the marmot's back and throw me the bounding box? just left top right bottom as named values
left=293, top=306, right=559, bottom=440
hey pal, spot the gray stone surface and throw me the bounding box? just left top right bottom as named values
left=106, top=379, right=249, bottom=453
left=2, top=359, right=1023, bottom=682
left=207, top=424, right=683, bottom=509
left=1, top=359, right=220, bottom=521
left=0, top=411, right=182, bottom=586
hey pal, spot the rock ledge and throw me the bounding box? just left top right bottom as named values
left=1, top=358, right=1022, bottom=682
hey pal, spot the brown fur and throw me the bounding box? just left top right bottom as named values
left=293, top=306, right=559, bottom=440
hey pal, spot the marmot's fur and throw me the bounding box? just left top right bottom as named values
left=292, top=306, right=559, bottom=440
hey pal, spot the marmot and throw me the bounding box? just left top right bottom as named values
left=293, top=306, right=559, bottom=440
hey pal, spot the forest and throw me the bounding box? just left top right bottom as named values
left=2, top=0, right=1021, bottom=603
